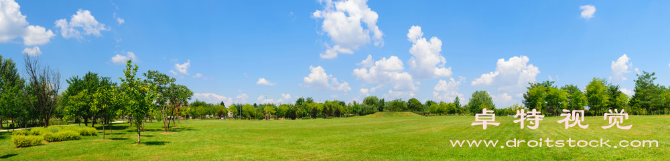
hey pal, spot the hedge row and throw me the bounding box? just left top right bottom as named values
left=11, top=126, right=97, bottom=148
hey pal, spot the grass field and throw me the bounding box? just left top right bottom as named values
left=0, top=112, right=668, bottom=160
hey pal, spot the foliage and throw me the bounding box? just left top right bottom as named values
left=12, top=135, right=43, bottom=148
left=468, top=91, right=495, bottom=113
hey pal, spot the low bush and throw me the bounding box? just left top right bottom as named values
left=12, top=130, right=30, bottom=136
left=57, top=126, right=97, bottom=136
left=12, top=135, right=43, bottom=148
left=44, top=131, right=81, bottom=142
left=29, top=127, right=49, bottom=135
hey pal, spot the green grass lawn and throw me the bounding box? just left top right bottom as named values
left=0, top=112, right=668, bottom=160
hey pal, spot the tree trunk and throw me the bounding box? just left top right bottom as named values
left=137, top=130, right=141, bottom=144
left=102, top=118, right=106, bottom=140
left=162, top=104, right=167, bottom=132
left=84, top=117, right=89, bottom=126
left=109, top=117, right=113, bottom=135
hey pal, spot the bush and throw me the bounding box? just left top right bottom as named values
left=44, top=131, right=81, bottom=142
left=29, top=127, right=49, bottom=136
left=57, top=126, right=97, bottom=136
left=12, top=130, right=30, bottom=136
left=12, top=135, right=43, bottom=148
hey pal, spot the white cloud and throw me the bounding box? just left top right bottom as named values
left=244, top=72, right=248, bottom=78
left=256, top=78, right=277, bottom=86
left=406, top=26, right=452, bottom=79
left=357, top=55, right=374, bottom=68
left=634, top=68, right=640, bottom=75
left=236, top=94, right=249, bottom=104
left=384, top=90, right=415, bottom=100
left=174, top=60, right=190, bottom=75
left=110, top=51, right=138, bottom=64
left=433, top=76, right=466, bottom=102
left=313, top=0, right=383, bottom=59
left=281, top=93, right=291, bottom=100
left=193, top=93, right=234, bottom=105
left=491, top=93, right=515, bottom=108
left=609, top=54, right=632, bottom=82
left=471, top=55, right=540, bottom=96
left=22, top=46, right=41, bottom=56
left=620, top=88, right=634, bottom=96
left=169, top=70, right=177, bottom=76
left=359, top=88, right=369, bottom=96
left=257, top=95, right=278, bottom=104
left=353, top=56, right=416, bottom=91
left=117, top=18, right=124, bottom=25
left=548, top=75, right=553, bottom=81
left=580, top=5, right=596, bottom=20
left=303, top=65, right=351, bottom=93
left=193, top=73, right=203, bottom=78
left=0, top=0, right=55, bottom=46
left=55, top=9, right=108, bottom=39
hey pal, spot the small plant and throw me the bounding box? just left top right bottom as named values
left=12, top=135, right=43, bottom=148
left=12, top=130, right=30, bottom=136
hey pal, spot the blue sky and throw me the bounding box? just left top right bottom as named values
left=1, top=0, right=669, bottom=108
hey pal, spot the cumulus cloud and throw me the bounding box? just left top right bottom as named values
left=110, top=51, right=138, bottom=64
left=406, top=26, right=452, bottom=79
left=433, top=76, right=466, bottom=102
left=281, top=93, right=291, bottom=100
left=357, top=55, right=374, bottom=68
left=256, top=78, right=277, bottom=86
left=471, top=55, right=540, bottom=96
left=55, top=9, right=108, bottom=39
left=580, top=5, right=596, bottom=20
left=353, top=56, right=416, bottom=92
left=620, top=88, right=634, bottom=96
left=193, top=73, right=203, bottom=78
left=634, top=68, right=640, bottom=75
left=0, top=0, right=55, bottom=46
left=303, top=66, right=351, bottom=93
left=609, top=54, right=632, bottom=82
left=193, top=93, right=234, bottom=105
left=313, top=0, right=383, bottom=59
left=22, top=46, right=41, bottom=56
left=174, top=60, right=190, bottom=75
left=236, top=94, right=249, bottom=104
left=491, top=93, right=515, bottom=108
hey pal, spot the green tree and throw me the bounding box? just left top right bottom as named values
left=407, top=98, right=422, bottom=112
left=629, top=71, right=665, bottom=115
left=119, top=60, right=157, bottom=144
left=0, top=55, right=25, bottom=129
left=545, top=86, right=568, bottom=116
left=143, top=70, right=175, bottom=132
left=468, top=91, right=495, bottom=113
left=586, top=78, right=610, bottom=116
left=562, top=85, right=587, bottom=110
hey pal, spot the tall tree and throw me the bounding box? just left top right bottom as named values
left=586, top=78, right=610, bottom=116
left=629, top=71, right=665, bottom=115
left=143, top=70, right=175, bottom=132
left=562, top=84, right=587, bottom=110
left=22, top=55, right=61, bottom=127
left=119, top=60, right=157, bottom=144
left=408, top=98, right=422, bottom=112
left=0, top=55, right=24, bottom=129
left=545, top=86, right=568, bottom=116
left=468, top=91, right=495, bottom=113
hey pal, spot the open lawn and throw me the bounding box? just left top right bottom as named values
left=0, top=112, right=668, bottom=160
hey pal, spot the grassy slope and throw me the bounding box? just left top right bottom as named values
left=0, top=112, right=668, bottom=160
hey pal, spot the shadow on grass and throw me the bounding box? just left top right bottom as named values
left=110, top=138, right=128, bottom=140
left=169, top=127, right=197, bottom=132
left=142, top=141, right=169, bottom=146
left=95, top=125, right=129, bottom=131
left=0, top=154, right=17, bottom=159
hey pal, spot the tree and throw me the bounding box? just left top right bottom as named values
left=545, top=86, right=568, bottom=116
left=523, top=82, right=548, bottom=111
left=242, top=104, right=254, bottom=119
left=166, top=84, right=192, bottom=128
left=453, top=96, right=461, bottom=109
left=468, top=91, right=495, bottom=113
left=143, top=70, right=175, bottom=132
left=363, top=96, right=382, bottom=112
left=0, top=55, right=24, bottom=129
left=22, top=55, right=61, bottom=127
left=629, top=71, right=665, bottom=115
left=586, top=78, right=610, bottom=116
left=408, top=98, right=422, bottom=112
left=62, top=72, right=113, bottom=127
left=92, top=85, right=120, bottom=139
left=119, top=60, right=157, bottom=144
left=562, top=84, right=587, bottom=111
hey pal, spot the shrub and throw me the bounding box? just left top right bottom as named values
left=57, top=126, right=97, bottom=136
left=29, top=127, right=49, bottom=136
left=12, top=135, right=43, bottom=148
left=44, top=131, right=81, bottom=142
left=12, top=130, right=30, bottom=136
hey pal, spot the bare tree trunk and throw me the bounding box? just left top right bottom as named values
left=109, top=117, right=113, bottom=135
left=102, top=118, right=106, bottom=140
left=137, top=130, right=141, bottom=144
left=162, top=104, right=167, bottom=132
